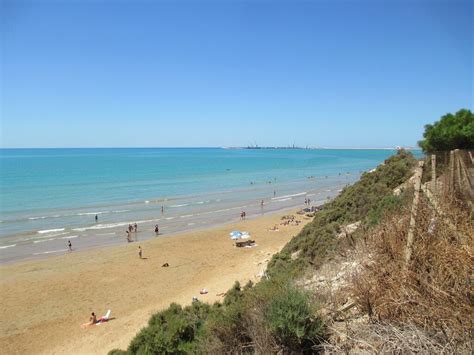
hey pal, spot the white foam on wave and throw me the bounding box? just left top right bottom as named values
left=213, top=208, right=233, bottom=213
left=166, top=217, right=176, bottom=220
left=33, top=249, right=68, bottom=255
left=33, top=238, right=56, bottom=244
left=78, top=209, right=130, bottom=216
left=170, top=204, right=189, bottom=208
left=73, top=222, right=129, bottom=231
left=180, top=214, right=193, bottom=218
left=38, top=228, right=65, bottom=234
left=29, top=213, right=71, bottom=220
left=72, top=227, right=87, bottom=232
left=0, top=244, right=16, bottom=249
left=196, top=211, right=214, bottom=216
left=274, top=198, right=291, bottom=202
left=78, top=211, right=105, bottom=216
left=61, top=235, right=78, bottom=239
left=271, top=192, right=306, bottom=200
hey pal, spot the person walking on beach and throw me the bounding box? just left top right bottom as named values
left=154, top=224, right=159, bottom=235
left=126, top=230, right=131, bottom=242
left=134, top=223, right=138, bottom=232
left=68, top=240, right=72, bottom=252
left=138, top=246, right=143, bottom=259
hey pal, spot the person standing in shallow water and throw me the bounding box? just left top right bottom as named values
left=154, top=224, right=159, bottom=235
left=95, top=214, right=98, bottom=222
left=68, top=240, right=72, bottom=252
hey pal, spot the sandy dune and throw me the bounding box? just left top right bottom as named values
left=0, top=210, right=309, bottom=354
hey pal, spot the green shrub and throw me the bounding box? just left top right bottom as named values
left=266, top=285, right=324, bottom=351
left=108, top=350, right=128, bottom=355
left=366, top=194, right=406, bottom=227
left=418, top=109, right=474, bottom=153
left=269, top=150, right=416, bottom=273
left=126, top=302, right=211, bottom=354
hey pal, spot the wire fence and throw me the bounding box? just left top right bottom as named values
left=422, top=149, right=473, bottom=210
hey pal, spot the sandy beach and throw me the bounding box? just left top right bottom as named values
left=0, top=210, right=310, bottom=354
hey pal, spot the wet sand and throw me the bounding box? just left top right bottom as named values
left=0, top=209, right=311, bottom=354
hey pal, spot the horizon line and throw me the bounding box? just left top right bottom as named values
left=0, top=146, right=421, bottom=150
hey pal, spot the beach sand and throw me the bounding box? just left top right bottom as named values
left=0, top=210, right=310, bottom=354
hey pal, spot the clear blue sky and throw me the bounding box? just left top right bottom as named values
left=1, top=0, right=472, bottom=148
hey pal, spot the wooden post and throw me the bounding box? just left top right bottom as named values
left=449, top=150, right=455, bottom=193
left=404, top=161, right=424, bottom=267
left=431, top=154, right=436, bottom=195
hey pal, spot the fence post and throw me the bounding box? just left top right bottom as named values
left=404, top=161, right=424, bottom=268
left=449, top=150, right=455, bottom=193
left=431, top=154, right=436, bottom=195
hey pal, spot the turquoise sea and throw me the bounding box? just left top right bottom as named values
left=0, top=148, right=421, bottom=263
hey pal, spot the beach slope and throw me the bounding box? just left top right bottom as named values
left=0, top=211, right=308, bottom=354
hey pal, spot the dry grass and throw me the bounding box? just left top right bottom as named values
left=321, top=322, right=471, bottom=354
left=340, top=193, right=473, bottom=352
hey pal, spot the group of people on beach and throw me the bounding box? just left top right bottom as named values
left=126, top=223, right=138, bottom=242
left=304, top=197, right=311, bottom=206
left=126, top=223, right=161, bottom=242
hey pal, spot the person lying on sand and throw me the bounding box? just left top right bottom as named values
left=81, top=312, right=97, bottom=328
left=81, top=310, right=111, bottom=328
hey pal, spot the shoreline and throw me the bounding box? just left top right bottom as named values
left=1, top=181, right=347, bottom=265
left=0, top=203, right=305, bottom=267
left=0, top=209, right=311, bottom=354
